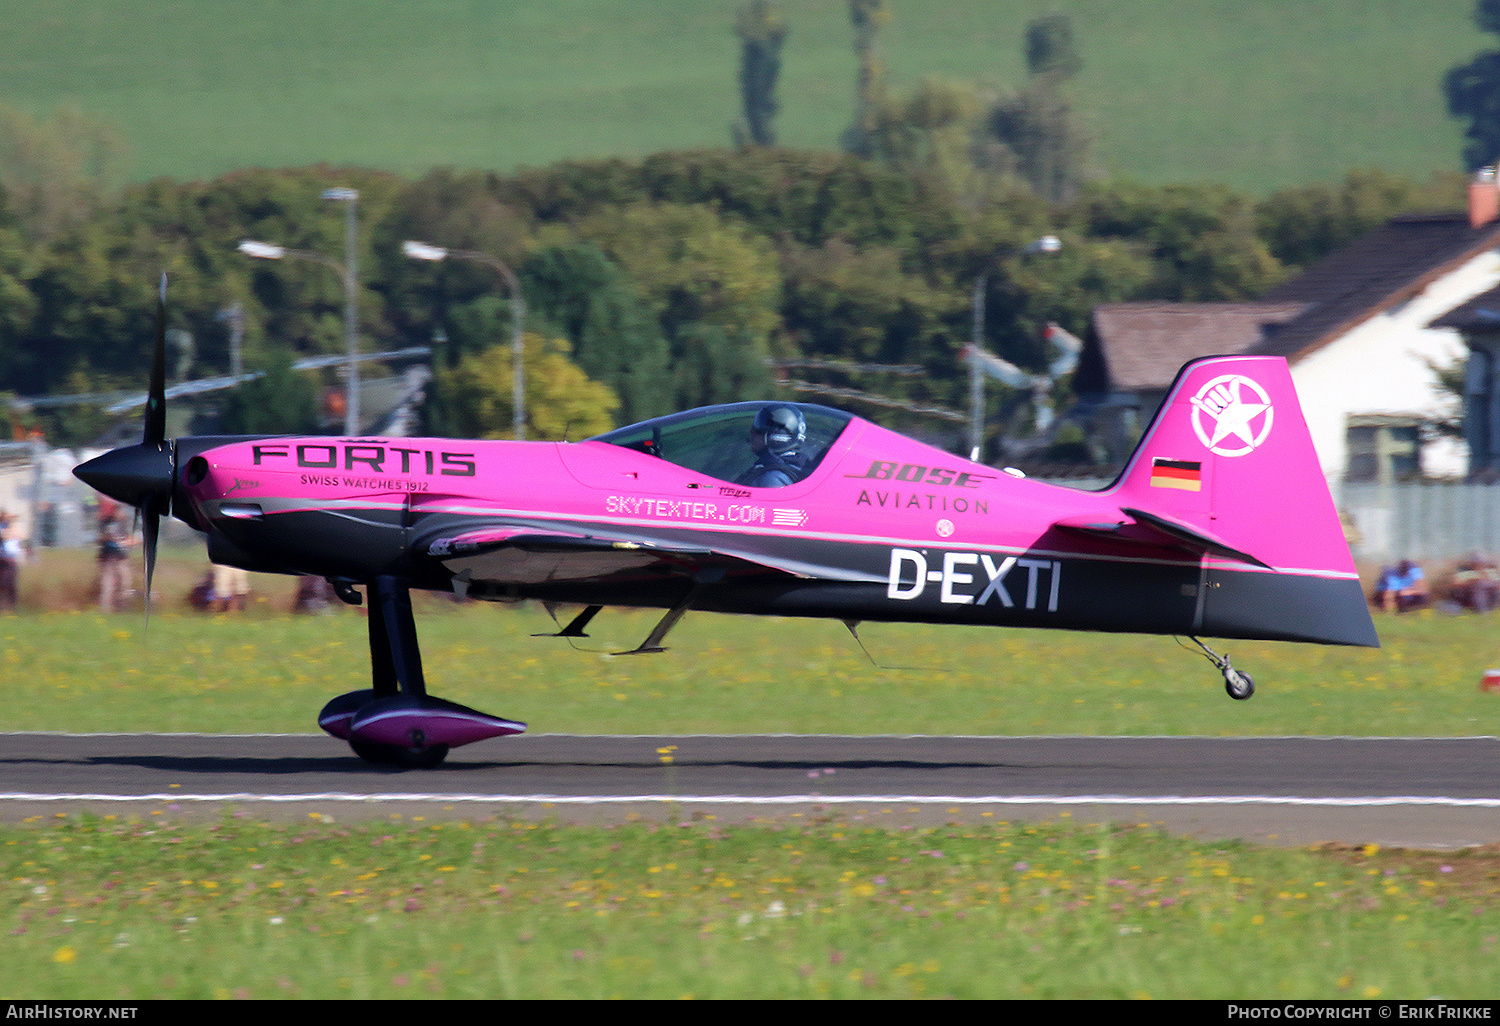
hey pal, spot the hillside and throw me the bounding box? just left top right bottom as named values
left=0, top=0, right=1479, bottom=192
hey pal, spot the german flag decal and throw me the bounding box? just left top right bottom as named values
left=1150, top=458, right=1202, bottom=491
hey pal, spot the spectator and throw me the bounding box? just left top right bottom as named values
left=1375, top=560, right=1429, bottom=613
left=96, top=514, right=135, bottom=613
left=293, top=575, right=334, bottom=613
left=1450, top=553, right=1500, bottom=613
left=188, top=570, right=216, bottom=611
left=211, top=563, right=249, bottom=612
left=0, top=512, right=18, bottom=612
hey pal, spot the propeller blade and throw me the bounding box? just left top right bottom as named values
left=142, top=508, right=159, bottom=624
left=72, top=272, right=177, bottom=625
left=144, top=273, right=167, bottom=448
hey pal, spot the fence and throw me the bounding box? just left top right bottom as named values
left=0, top=443, right=100, bottom=551
left=1338, top=481, right=1500, bottom=563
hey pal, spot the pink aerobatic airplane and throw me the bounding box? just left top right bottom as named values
left=76, top=286, right=1377, bottom=767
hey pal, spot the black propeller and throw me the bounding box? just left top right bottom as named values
left=74, top=274, right=175, bottom=618
left=144, top=273, right=167, bottom=448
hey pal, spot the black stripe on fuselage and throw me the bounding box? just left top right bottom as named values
left=204, top=504, right=1375, bottom=647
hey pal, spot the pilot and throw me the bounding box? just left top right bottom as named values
left=738, top=405, right=807, bottom=488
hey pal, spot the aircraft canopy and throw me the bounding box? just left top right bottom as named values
left=590, top=401, right=854, bottom=486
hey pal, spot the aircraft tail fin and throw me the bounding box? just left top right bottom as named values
left=1106, top=354, right=1377, bottom=647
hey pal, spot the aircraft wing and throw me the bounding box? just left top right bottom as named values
left=1052, top=506, right=1272, bottom=569
left=420, top=523, right=885, bottom=587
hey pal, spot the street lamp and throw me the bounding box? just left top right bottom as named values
left=402, top=240, right=527, bottom=441
left=236, top=234, right=362, bottom=434
left=323, top=188, right=361, bottom=435
left=969, top=235, right=1063, bottom=461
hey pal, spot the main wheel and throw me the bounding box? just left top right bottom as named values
left=349, top=738, right=451, bottom=769
left=1225, top=670, right=1255, bottom=701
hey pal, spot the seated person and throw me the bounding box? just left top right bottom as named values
left=736, top=406, right=808, bottom=488
left=1450, top=552, right=1500, bottom=613
left=1375, top=560, right=1429, bottom=613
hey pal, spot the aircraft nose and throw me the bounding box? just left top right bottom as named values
left=74, top=443, right=174, bottom=509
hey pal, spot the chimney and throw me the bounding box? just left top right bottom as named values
left=1471, top=167, right=1499, bottom=229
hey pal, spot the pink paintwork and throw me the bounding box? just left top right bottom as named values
left=80, top=352, right=1374, bottom=765
left=346, top=696, right=527, bottom=749
left=182, top=354, right=1356, bottom=592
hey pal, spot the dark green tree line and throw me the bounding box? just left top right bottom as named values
left=0, top=144, right=1465, bottom=446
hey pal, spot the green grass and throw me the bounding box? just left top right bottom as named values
left=4, top=547, right=1495, bottom=738
left=8, top=547, right=1500, bottom=998
left=4, top=812, right=1498, bottom=999
left=0, top=0, right=1477, bottom=192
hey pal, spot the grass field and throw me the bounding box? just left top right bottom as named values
left=5, top=546, right=1500, bottom=998
left=0, top=0, right=1477, bottom=192
left=5, top=813, right=1499, bottom=999
left=6, top=545, right=1497, bottom=738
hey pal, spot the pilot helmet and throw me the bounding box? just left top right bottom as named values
left=753, top=405, right=805, bottom=456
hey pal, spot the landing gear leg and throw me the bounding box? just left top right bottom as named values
left=1188, top=636, right=1255, bottom=701
left=317, top=576, right=525, bottom=767
left=351, top=577, right=450, bottom=768
left=368, top=574, right=425, bottom=700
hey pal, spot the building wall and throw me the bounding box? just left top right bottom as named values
left=1291, top=251, right=1500, bottom=484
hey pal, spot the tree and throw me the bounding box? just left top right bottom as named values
left=0, top=166, right=413, bottom=405
left=1071, top=181, right=1284, bottom=301
left=669, top=323, right=776, bottom=409
left=778, top=237, right=966, bottom=428
left=982, top=15, right=1092, bottom=202
left=521, top=242, right=672, bottom=423
left=0, top=213, right=37, bottom=391
left=424, top=333, right=619, bottom=440
left=734, top=1, right=788, bottom=147
left=0, top=105, right=127, bottom=244
left=864, top=79, right=985, bottom=191
left=21, top=230, right=162, bottom=395
left=1255, top=169, right=1465, bottom=271
left=1446, top=1, right=1500, bottom=170
left=29, top=370, right=116, bottom=448
left=212, top=349, right=325, bottom=435
left=842, top=0, right=891, bottom=157
left=1024, top=13, right=1082, bottom=80
left=780, top=237, right=954, bottom=366
left=571, top=202, right=782, bottom=409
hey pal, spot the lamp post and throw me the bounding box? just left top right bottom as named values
left=968, top=235, right=1062, bottom=461
left=322, top=188, right=361, bottom=435
left=216, top=302, right=244, bottom=379
left=402, top=240, right=527, bottom=441
left=237, top=236, right=361, bottom=435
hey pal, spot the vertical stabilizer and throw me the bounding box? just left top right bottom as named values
left=1108, top=355, right=1376, bottom=646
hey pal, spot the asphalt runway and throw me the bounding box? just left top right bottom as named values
left=3, top=732, right=1499, bottom=849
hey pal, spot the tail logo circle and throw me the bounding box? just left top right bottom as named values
left=1190, top=374, right=1274, bottom=457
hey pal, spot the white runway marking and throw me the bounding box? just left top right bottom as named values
left=3, top=793, right=1500, bottom=808
left=2, top=731, right=1497, bottom=741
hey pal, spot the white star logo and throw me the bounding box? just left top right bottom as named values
left=1190, top=374, right=1274, bottom=457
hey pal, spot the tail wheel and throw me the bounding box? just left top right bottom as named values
left=1187, top=637, right=1256, bottom=701
left=1225, top=670, right=1255, bottom=701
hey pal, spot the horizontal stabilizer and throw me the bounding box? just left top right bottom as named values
left=1053, top=506, right=1271, bottom=569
